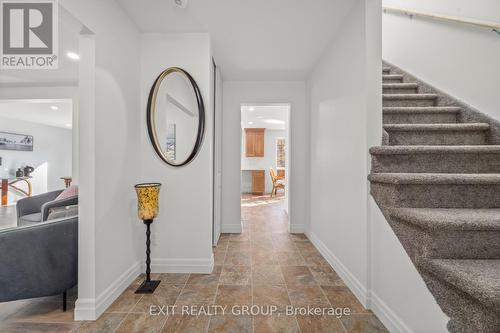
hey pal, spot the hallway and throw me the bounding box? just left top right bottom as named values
left=79, top=195, right=388, bottom=332
left=0, top=196, right=387, bottom=333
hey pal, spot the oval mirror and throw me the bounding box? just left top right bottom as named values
left=147, top=67, right=205, bottom=166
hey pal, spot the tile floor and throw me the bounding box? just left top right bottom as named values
left=0, top=194, right=388, bottom=333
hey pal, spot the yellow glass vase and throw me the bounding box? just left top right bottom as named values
left=134, top=183, right=161, bottom=221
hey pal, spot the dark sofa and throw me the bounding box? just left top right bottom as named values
left=0, top=216, right=78, bottom=310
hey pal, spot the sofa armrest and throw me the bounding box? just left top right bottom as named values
left=0, top=216, right=78, bottom=302
left=16, top=190, right=63, bottom=220
left=41, top=195, right=78, bottom=221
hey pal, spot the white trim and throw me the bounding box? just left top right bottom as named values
left=307, top=232, right=369, bottom=306
left=308, top=231, right=413, bottom=333
left=74, top=261, right=141, bottom=321
left=371, top=292, right=412, bottom=333
left=150, top=254, right=214, bottom=274
left=221, top=224, right=242, bottom=233
left=289, top=224, right=305, bottom=233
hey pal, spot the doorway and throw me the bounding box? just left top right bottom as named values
left=240, top=103, right=291, bottom=230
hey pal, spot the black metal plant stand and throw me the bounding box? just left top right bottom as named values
left=135, top=219, right=160, bottom=294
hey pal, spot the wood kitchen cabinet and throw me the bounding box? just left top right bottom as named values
left=245, top=128, right=265, bottom=157
left=251, top=170, right=265, bottom=194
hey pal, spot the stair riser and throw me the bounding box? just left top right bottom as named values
left=371, top=153, right=500, bottom=173
left=391, top=219, right=500, bottom=259
left=387, top=130, right=487, bottom=145
left=383, top=112, right=457, bottom=124
left=371, top=183, right=500, bottom=208
left=420, top=271, right=500, bottom=333
left=383, top=87, right=418, bottom=94
left=383, top=77, right=403, bottom=84
left=382, top=69, right=390, bottom=74
left=383, top=98, right=437, bottom=107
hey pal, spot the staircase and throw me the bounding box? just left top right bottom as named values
left=369, top=63, right=500, bottom=333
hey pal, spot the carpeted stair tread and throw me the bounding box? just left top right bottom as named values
left=383, top=83, right=419, bottom=89
left=389, top=207, right=500, bottom=231
left=383, top=123, right=489, bottom=132
left=420, top=259, right=500, bottom=311
left=370, top=145, right=500, bottom=155
left=368, top=173, right=500, bottom=185
left=383, top=93, right=439, bottom=100
left=383, top=74, right=403, bottom=80
left=383, top=106, right=461, bottom=114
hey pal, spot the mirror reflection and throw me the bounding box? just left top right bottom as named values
left=148, top=68, right=204, bottom=166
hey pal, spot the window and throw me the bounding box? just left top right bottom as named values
left=276, top=138, right=285, bottom=168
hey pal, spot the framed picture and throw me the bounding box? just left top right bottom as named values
left=165, top=124, right=176, bottom=161
left=0, top=132, right=33, bottom=152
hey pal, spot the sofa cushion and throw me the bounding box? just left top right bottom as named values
left=47, top=205, right=78, bottom=220
left=18, top=213, right=42, bottom=226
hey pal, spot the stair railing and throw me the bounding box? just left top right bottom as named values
left=383, top=6, right=500, bottom=36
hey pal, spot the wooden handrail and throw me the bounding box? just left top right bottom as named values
left=383, top=6, right=500, bottom=32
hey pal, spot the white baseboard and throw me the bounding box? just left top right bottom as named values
left=308, top=232, right=369, bottom=306
left=75, top=261, right=141, bottom=321
left=151, top=254, right=214, bottom=274
left=289, top=224, right=305, bottom=233
left=221, top=224, right=242, bottom=233
left=307, top=231, right=412, bottom=333
left=371, top=292, right=412, bottom=333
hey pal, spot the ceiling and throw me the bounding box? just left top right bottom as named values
left=116, top=0, right=354, bottom=80
left=0, top=6, right=82, bottom=87
left=241, top=104, right=288, bottom=130
left=0, top=99, right=73, bottom=129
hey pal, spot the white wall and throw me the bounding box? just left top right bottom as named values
left=383, top=0, right=500, bottom=120
left=60, top=0, right=142, bottom=320
left=0, top=118, right=72, bottom=203
left=222, top=81, right=308, bottom=233
left=241, top=128, right=286, bottom=193
left=308, top=0, right=448, bottom=332
left=139, top=33, right=214, bottom=273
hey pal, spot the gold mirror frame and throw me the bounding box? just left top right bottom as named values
left=146, top=67, right=205, bottom=166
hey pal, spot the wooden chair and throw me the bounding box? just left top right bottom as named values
left=269, top=168, right=285, bottom=197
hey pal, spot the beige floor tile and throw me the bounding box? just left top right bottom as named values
left=254, top=315, right=300, bottom=333
left=287, top=286, right=331, bottom=308
left=296, top=315, right=345, bottom=333
left=219, top=265, right=252, bottom=285
left=309, top=265, right=345, bottom=286
left=74, top=313, right=126, bottom=333
left=0, top=322, right=80, bottom=333
left=175, top=285, right=217, bottom=307
left=281, top=265, right=317, bottom=288
left=207, top=314, right=252, bottom=333
left=157, top=273, right=190, bottom=285
left=161, top=314, right=210, bottom=333
left=186, top=266, right=222, bottom=286
left=341, top=314, right=389, bottom=333
left=252, top=285, right=291, bottom=312
left=252, top=264, right=285, bottom=285
left=224, top=251, right=252, bottom=266
left=114, top=313, right=167, bottom=333
left=214, top=285, right=252, bottom=307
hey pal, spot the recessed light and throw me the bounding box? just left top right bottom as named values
left=50, top=106, right=58, bottom=110
left=66, top=52, right=80, bottom=60
left=249, top=107, right=255, bottom=111
left=65, top=123, right=72, bottom=127
left=248, top=121, right=254, bottom=125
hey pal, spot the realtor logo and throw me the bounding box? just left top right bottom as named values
left=1, top=0, right=58, bottom=69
